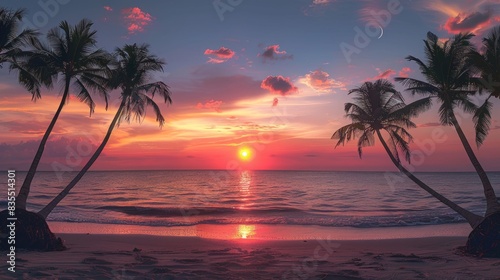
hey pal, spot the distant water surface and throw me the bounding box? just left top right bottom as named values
left=1, top=171, right=498, bottom=229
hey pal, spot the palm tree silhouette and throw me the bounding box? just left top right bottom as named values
left=469, top=26, right=500, bottom=147
left=38, top=43, right=172, bottom=218
left=0, top=8, right=38, bottom=67
left=395, top=32, right=500, bottom=216
left=14, top=19, right=110, bottom=210
left=332, top=79, right=482, bottom=227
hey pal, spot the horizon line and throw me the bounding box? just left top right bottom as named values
left=2, top=169, right=500, bottom=173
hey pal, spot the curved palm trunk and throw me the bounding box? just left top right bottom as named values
left=376, top=130, right=483, bottom=228
left=449, top=112, right=500, bottom=216
left=16, top=81, right=71, bottom=210
left=38, top=101, right=125, bottom=219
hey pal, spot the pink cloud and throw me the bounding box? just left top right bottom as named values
left=259, top=45, right=293, bottom=61
left=206, top=58, right=226, bottom=64
left=272, top=98, right=279, bottom=107
left=376, top=69, right=396, bottom=79
left=398, top=67, right=411, bottom=78
left=358, top=1, right=389, bottom=26
left=104, top=6, right=113, bottom=12
left=419, top=1, right=500, bottom=35
left=204, top=47, right=235, bottom=58
left=196, top=100, right=223, bottom=112
left=122, top=7, right=153, bottom=34
left=419, top=122, right=442, bottom=128
left=443, top=10, right=493, bottom=34
left=299, top=70, right=345, bottom=93
left=261, top=76, right=298, bottom=96
left=366, top=68, right=397, bottom=81
left=312, top=0, right=333, bottom=5
left=204, top=47, right=235, bottom=64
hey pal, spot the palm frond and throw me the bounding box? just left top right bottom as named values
left=136, top=81, right=172, bottom=104
left=388, top=128, right=412, bottom=163
left=395, top=77, right=439, bottom=96
left=357, top=129, right=375, bottom=158
left=142, top=93, right=166, bottom=127
left=389, top=97, right=433, bottom=119
left=331, top=123, right=365, bottom=147
left=473, top=99, right=492, bottom=147
left=73, top=78, right=96, bottom=115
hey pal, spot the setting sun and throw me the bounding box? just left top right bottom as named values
left=238, top=147, right=253, bottom=161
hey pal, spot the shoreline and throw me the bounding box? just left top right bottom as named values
left=4, top=234, right=500, bottom=279
left=48, top=221, right=472, bottom=240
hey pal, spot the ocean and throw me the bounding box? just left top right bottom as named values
left=2, top=171, right=499, bottom=237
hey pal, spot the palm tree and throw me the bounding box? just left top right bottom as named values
left=469, top=26, right=500, bottom=147
left=14, top=19, right=110, bottom=210
left=395, top=32, right=500, bottom=216
left=38, top=43, right=172, bottom=219
left=0, top=7, right=46, bottom=101
left=0, top=7, right=38, bottom=66
left=332, top=79, right=483, bottom=227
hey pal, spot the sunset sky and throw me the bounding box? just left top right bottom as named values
left=1, top=0, right=499, bottom=172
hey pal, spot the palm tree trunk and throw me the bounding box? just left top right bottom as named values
left=449, top=112, right=500, bottom=216
left=376, top=130, right=483, bottom=228
left=37, top=100, right=125, bottom=219
left=16, top=81, right=71, bottom=210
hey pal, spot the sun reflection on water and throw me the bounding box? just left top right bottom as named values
left=237, top=224, right=256, bottom=239
left=239, top=170, right=251, bottom=192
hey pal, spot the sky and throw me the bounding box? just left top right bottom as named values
left=1, top=0, right=499, bottom=172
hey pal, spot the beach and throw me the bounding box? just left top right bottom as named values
left=2, top=171, right=500, bottom=278
left=5, top=232, right=500, bottom=279
left=2, top=0, right=500, bottom=278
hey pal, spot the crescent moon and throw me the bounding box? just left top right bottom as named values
left=378, top=26, right=384, bottom=39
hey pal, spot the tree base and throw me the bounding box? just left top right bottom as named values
left=466, top=211, right=500, bottom=258
left=0, top=209, right=65, bottom=251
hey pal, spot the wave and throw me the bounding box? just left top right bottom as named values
left=97, top=205, right=306, bottom=217
left=97, top=205, right=449, bottom=217
left=49, top=214, right=466, bottom=228
left=50, top=205, right=468, bottom=228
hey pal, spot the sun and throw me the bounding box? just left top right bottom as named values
left=238, top=147, right=252, bottom=161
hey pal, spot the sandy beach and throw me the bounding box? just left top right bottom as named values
left=3, top=233, right=500, bottom=279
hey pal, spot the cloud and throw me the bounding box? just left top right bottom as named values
left=419, top=122, right=442, bottom=128
left=104, top=6, right=113, bottom=12
left=206, top=58, right=226, bottom=64
left=234, top=122, right=282, bottom=131
left=444, top=10, right=493, bottom=34
left=368, top=67, right=411, bottom=81
left=304, top=0, right=335, bottom=16
left=312, top=0, right=333, bottom=5
left=366, top=68, right=396, bottom=81
left=398, top=67, right=411, bottom=78
left=0, top=120, right=66, bottom=136
left=196, top=100, right=223, bottom=113
left=0, top=137, right=98, bottom=170
left=122, top=7, right=153, bottom=34
left=173, top=74, right=267, bottom=106
left=304, top=154, right=318, bottom=157
left=299, top=70, right=345, bottom=93
left=272, top=98, right=279, bottom=107
left=376, top=69, right=396, bottom=79
left=204, top=47, right=235, bottom=63
left=259, top=45, right=293, bottom=61
left=261, top=76, right=298, bottom=96
left=419, top=1, right=500, bottom=35
left=204, top=47, right=235, bottom=58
